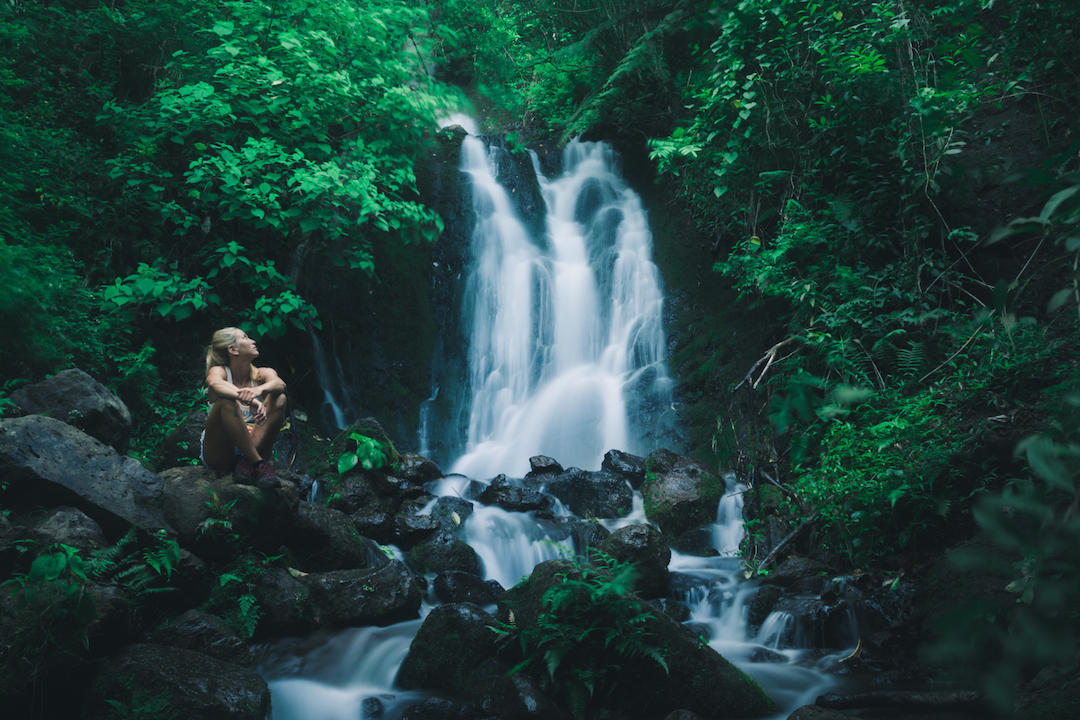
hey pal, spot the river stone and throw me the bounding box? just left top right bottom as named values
left=398, top=452, right=443, bottom=482
left=477, top=475, right=553, bottom=513
left=289, top=501, right=381, bottom=572
left=399, top=697, right=479, bottom=720
left=84, top=643, right=270, bottom=720
left=149, top=609, right=253, bottom=667
left=428, top=495, right=473, bottom=534
left=602, top=449, right=647, bottom=488
left=351, top=507, right=393, bottom=543
left=392, top=514, right=440, bottom=549
left=498, top=558, right=781, bottom=719
left=10, top=368, right=132, bottom=453
left=747, top=585, right=784, bottom=626
left=30, top=506, right=107, bottom=552
left=527, top=455, right=563, bottom=476
left=406, top=529, right=484, bottom=577
left=159, top=410, right=208, bottom=469
left=479, top=672, right=570, bottom=720
left=252, top=567, right=316, bottom=637
left=555, top=518, right=611, bottom=550
left=641, top=450, right=726, bottom=538
left=159, top=466, right=298, bottom=560
left=599, top=523, right=671, bottom=598
left=0, top=416, right=174, bottom=539
left=396, top=602, right=500, bottom=693
left=761, top=557, right=835, bottom=588
left=307, top=560, right=421, bottom=627
left=433, top=570, right=500, bottom=605
left=545, top=467, right=633, bottom=519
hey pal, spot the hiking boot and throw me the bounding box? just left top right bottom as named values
left=234, top=457, right=255, bottom=484
left=254, top=460, right=278, bottom=487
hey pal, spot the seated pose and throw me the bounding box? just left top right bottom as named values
left=202, top=327, right=287, bottom=484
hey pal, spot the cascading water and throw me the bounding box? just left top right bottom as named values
left=256, top=127, right=857, bottom=719
left=450, top=135, right=672, bottom=479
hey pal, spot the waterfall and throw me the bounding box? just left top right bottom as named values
left=450, top=135, right=671, bottom=479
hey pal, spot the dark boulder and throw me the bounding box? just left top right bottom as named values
left=326, top=471, right=394, bottom=515
left=479, top=672, right=570, bottom=720
left=406, top=529, right=484, bottom=577
left=433, top=570, right=500, bottom=605
left=307, top=560, right=422, bottom=627
left=428, top=496, right=474, bottom=534
left=289, top=501, right=384, bottom=572
left=351, top=507, right=393, bottom=543
left=747, top=585, right=784, bottom=627
left=545, top=467, right=632, bottom=519
left=787, top=706, right=852, bottom=720
left=159, top=410, right=208, bottom=469
left=526, top=455, right=563, bottom=477
left=761, top=557, right=836, bottom=589
left=477, top=475, right=553, bottom=513
left=11, top=368, right=132, bottom=453
left=84, top=644, right=270, bottom=720
left=148, top=609, right=253, bottom=667
left=396, top=603, right=500, bottom=693
left=645, top=597, right=692, bottom=623
left=767, top=595, right=856, bottom=649
left=602, top=449, right=647, bottom=488
left=599, top=524, right=671, bottom=598
left=641, top=450, right=726, bottom=538
left=252, top=567, right=316, bottom=637
left=392, top=514, right=441, bottom=549
left=398, top=452, right=443, bottom=483
left=0, top=416, right=174, bottom=539
left=29, top=506, right=107, bottom=553
left=555, top=518, right=611, bottom=550
left=399, top=697, right=480, bottom=720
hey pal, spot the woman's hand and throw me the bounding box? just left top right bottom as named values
left=236, top=386, right=260, bottom=404
left=250, top=399, right=267, bottom=425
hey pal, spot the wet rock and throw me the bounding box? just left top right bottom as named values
left=527, top=455, right=563, bottom=477
left=641, top=450, right=725, bottom=538
left=351, top=507, right=393, bottom=544
left=555, top=518, right=610, bottom=550
left=670, top=526, right=721, bottom=557
left=398, top=452, right=443, bottom=483
left=252, top=567, right=316, bottom=637
left=747, top=647, right=787, bottom=663
left=433, top=570, right=500, bottom=605
left=479, top=673, right=570, bottom=720
left=602, top=449, right=647, bottom=488
left=85, top=584, right=138, bottom=657
left=11, top=368, right=132, bottom=453
left=645, top=597, right=691, bottom=622
left=499, top=559, right=781, bottom=719
left=159, top=410, right=208, bottom=469
left=786, top=706, right=851, bottom=720
left=668, top=572, right=708, bottom=599
left=545, top=467, right=633, bottom=519
left=307, top=560, right=422, bottom=627
left=84, top=643, right=271, bottom=720
left=769, top=595, right=856, bottom=649
left=428, top=496, right=473, bottom=534
left=663, top=711, right=704, bottom=720
left=747, top=585, right=784, bottom=626
left=160, top=466, right=298, bottom=559
left=148, top=609, right=253, bottom=667
left=399, top=697, right=480, bottom=720
left=289, top=501, right=382, bottom=572
left=396, top=603, right=500, bottom=693
left=599, top=524, right=671, bottom=598
left=477, top=475, right=553, bottom=513
left=392, top=514, right=441, bottom=549
left=29, top=507, right=107, bottom=553
left=406, top=529, right=484, bottom=577
left=1, top=416, right=174, bottom=539
left=326, top=472, right=394, bottom=515
left=761, top=557, right=835, bottom=589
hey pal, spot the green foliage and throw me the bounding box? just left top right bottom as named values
left=497, top=552, right=668, bottom=719
left=202, top=554, right=272, bottom=637
left=337, top=433, right=390, bottom=473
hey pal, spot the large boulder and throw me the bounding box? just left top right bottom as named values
left=406, top=529, right=484, bottom=577
left=760, top=557, right=835, bottom=589
left=27, top=506, right=108, bottom=553
left=288, top=501, right=387, bottom=572
left=0, top=416, right=174, bottom=539
left=83, top=643, right=271, bottom=720
left=10, top=368, right=132, bottom=453
left=433, top=570, right=501, bottom=605
left=396, top=602, right=501, bottom=693
left=148, top=609, right=254, bottom=667
left=544, top=467, right=633, bottom=519
left=159, top=466, right=298, bottom=559
left=602, top=449, right=647, bottom=488
left=641, top=450, right=726, bottom=538
left=307, top=560, right=422, bottom=627
left=398, top=452, right=443, bottom=483
left=251, top=567, right=317, bottom=637
left=477, top=475, right=553, bottom=513
left=599, top=524, right=671, bottom=599
left=498, top=559, right=781, bottom=719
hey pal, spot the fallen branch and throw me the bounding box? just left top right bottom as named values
left=816, top=690, right=983, bottom=711
left=733, top=337, right=798, bottom=392
left=756, top=512, right=818, bottom=572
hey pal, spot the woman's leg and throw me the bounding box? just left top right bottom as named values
left=252, top=393, right=287, bottom=460
left=203, top=398, right=261, bottom=469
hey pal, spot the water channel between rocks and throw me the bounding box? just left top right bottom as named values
left=257, top=125, right=861, bottom=719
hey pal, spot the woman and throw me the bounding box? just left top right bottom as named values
left=202, top=327, right=287, bottom=484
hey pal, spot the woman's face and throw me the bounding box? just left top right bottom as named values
left=231, top=331, right=259, bottom=360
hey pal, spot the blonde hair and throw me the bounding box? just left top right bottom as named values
left=205, top=327, right=261, bottom=382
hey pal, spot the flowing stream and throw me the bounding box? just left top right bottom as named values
left=259, top=127, right=853, bottom=719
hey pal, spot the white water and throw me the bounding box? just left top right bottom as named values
left=450, top=136, right=670, bottom=479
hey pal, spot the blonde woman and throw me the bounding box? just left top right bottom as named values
left=202, top=327, right=287, bottom=484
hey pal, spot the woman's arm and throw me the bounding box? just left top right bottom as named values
left=254, top=367, right=287, bottom=397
